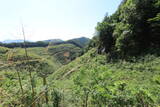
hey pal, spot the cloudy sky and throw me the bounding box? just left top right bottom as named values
left=0, top=0, right=122, bottom=41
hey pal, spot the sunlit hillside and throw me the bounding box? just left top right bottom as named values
left=0, top=0, right=160, bottom=106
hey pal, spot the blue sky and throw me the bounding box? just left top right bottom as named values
left=0, top=0, right=122, bottom=41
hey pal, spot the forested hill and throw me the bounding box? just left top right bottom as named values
left=48, top=37, right=90, bottom=48
left=94, top=0, right=160, bottom=58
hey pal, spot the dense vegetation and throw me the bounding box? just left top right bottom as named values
left=96, top=0, right=160, bottom=58
left=51, top=49, right=160, bottom=106
left=0, top=0, right=160, bottom=106
left=1, top=48, right=160, bottom=106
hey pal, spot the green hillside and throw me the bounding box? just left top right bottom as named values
left=48, top=37, right=90, bottom=48
left=45, top=37, right=90, bottom=65
left=0, top=47, right=61, bottom=67
left=67, top=37, right=90, bottom=48
left=0, top=0, right=160, bottom=106
left=47, top=44, right=82, bottom=65
left=0, top=47, right=61, bottom=107
left=49, top=49, right=160, bottom=106
left=1, top=47, right=160, bottom=106
left=48, top=0, right=160, bottom=106
left=0, top=44, right=84, bottom=106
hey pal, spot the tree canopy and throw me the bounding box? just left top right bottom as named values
left=96, top=0, right=160, bottom=58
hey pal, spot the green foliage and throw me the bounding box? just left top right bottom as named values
left=96, top=0, right=160, bottom=57
left=1, top=47, right=160, bottom=106
left=0, top=46, right=9, bottom=54
left=0, top=47, right=62, bottom=106
left=85, top=35, right=99, bottom=50
left=36, top=60, right=55, bottom=78
left=51, top=89, right=62, bottom=107
left=0, top=46, right=9, bottom=62
left=50, top=49, right=160, bottom=106
left=96, top=22, right=114, bottom=53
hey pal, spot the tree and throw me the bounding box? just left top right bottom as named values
left=96, top=22, right=114, bottom=53
left=96, top=0, right=160, bottom=57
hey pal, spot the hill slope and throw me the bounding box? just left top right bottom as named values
left=1, top=47, right=160, bottom=106
left=49, top=37, right=90, bottom=48
left=47, top=44, right=82, bottom=64
left=67, top=37, right=90, bottom=48
left=0, top=47, right=62, bottom=70
left=49, top=49, right=160, bottom=106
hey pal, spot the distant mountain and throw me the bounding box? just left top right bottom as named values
left=0, top=37, right=90, bottom=49
left=49, top=37, right=90, bottom=48
left=1, top=39, right=63, bottom=44
left=43, top=39, right=63, bottom=43
left=2, top=39, right=26, bottom=43
left=67, top=37, right=90, bottom=48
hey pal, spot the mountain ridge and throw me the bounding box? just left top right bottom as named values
left=2, top=39, right=26, bottom=43
left=0, top=37, right=90, bottom=49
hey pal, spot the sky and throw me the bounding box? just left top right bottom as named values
left=0, top=0, right=122, bottom=41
